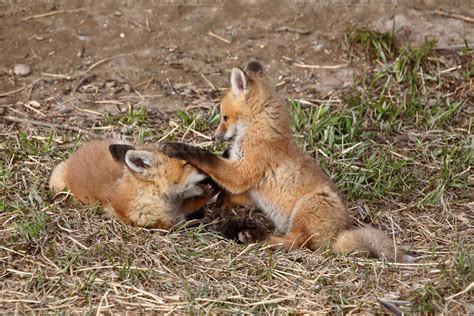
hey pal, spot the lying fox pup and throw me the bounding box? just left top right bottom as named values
left=49, top=139, right=215, bottom=228
left=161, top=61, right=411, bottom=262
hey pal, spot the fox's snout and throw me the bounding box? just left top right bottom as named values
left=212, top=132, right=225, bottom=144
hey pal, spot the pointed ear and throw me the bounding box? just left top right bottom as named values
left=246, top=60, right=264, bottom=76
left=109, top=144, right=135, bottom=163
left=230, top=67, right=247, bottom=96
left=124, top=150, right=155, bottom=174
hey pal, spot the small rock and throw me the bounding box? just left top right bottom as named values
left=123, top=83, right=131, bottom=93
left=113, top=10, right=122, bottom=17
left=29, top=100, right=41, bottom=108
left=106, top=80, right=116, bottom=88
left=13, top=64, right=31, bottom=76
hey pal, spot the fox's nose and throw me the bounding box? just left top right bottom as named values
left=213, top=134, right=222, bottom=144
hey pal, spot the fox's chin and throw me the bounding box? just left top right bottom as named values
left=215, top=134, right=235, bottom=144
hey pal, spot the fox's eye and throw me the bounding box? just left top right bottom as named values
left=223, top=115, right=228, bottom=122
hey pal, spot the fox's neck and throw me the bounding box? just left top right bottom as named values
left=258, top=98, right=293, bottom=140
left=229, top=99, right=292, bottom=160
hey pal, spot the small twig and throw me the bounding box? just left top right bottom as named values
left=72, top=74, right=96, bottom=92
left=0, top=79, right=43, bottom=97
left=41, top=73, right=74, bottom=80
left=134, top=77, right=154, bottom=89
left=86, top=53, right=134, bottom=73
left=22, top=8, right=86, bottom=21
left=166, top=78, right=178, bottom=95
left=4, top=115, right=98, bottom=137
left=71, top=105, right=103, bottom=116
left=434, top=10, right=474, bottom=24
left=0, top=86, right=26, bottom=97
left=275, top=26, right=311, bottom=35
left=207, top=31, right=231, bottom=44
left=293, top=62, right=348, bottom=69
left=22, top=102, right=46, bottom=117
left=200, top=73, right=216, bottom=90
left=122, top=16, right=151, bottom=32
left=445, top=282, right=474, bottom=300
left=435, top=43, right=474, bottom=50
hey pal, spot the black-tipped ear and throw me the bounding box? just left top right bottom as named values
left=246, top=61, right=264, bottom=75
left=109, top=144, right=135, bottom=163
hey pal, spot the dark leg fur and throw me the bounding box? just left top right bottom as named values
left=160, top=143, right=219, bottom=166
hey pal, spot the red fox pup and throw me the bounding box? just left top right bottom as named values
left=49, top=139, right=215, bottom=228
left=161, top=61, right=410, bottom=262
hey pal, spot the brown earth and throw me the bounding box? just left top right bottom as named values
left=1, top=0, right=472, bottom=114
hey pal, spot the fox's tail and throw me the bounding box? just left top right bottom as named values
left=49, top=161, right=68, bottom=193
left=333, top=226, right=411, bottom=262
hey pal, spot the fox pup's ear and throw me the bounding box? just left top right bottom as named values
left=246, top=61, right=264, bottom=76
left=230, top=67, right=247, bottom=96
left=124, top=150, right=155, bottom=174
left=109, top=144, right=135, bottom=162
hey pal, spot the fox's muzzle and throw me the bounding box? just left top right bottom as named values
left=213, top=133, right=224, bottom=144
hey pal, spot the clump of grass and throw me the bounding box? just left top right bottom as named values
left=345, top=26, right=397, bottom=63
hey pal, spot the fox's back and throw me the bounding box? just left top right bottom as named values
left=63, top=140, right=124, bottom=204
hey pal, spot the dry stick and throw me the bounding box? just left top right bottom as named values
left=207, top=31, right=231, bottom=44
left=293, top=62, right=348, bottom=69
left=122, top=16, right=151, bottom=32
left=22, top=8, right=86, bottom=21
left=0, top=86, right=27, bottom=97
left=200, top=72, right=216, bottom=90
left=85, top=53, right=134, bottom=73
left=72, top=74, right=96, bottom=92
left=445, top=282, right=474, bottom=300
left=434, top=10, right=474, bottom=24
left=4, top=116, right=98, bottom=138
left=0, top=79, right=43, bottom=98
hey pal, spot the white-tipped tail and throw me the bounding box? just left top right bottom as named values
left=49, top=161, right=68, bottom=193
left=333, top=226, right=408, bottom=262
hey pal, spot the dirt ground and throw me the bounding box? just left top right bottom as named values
left=1, top=0, right=473, bottom=111
left=1, top=0, right=473, bottom=314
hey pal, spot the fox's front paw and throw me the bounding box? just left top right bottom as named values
left=160, top=142, right=192, bottom=160
left=160, top=142, right=216, bottom=163
left=238, top=229, right=267, bottom=244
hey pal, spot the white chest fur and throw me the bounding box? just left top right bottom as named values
left=228, top=122, right=247, bottom=160
left=250, top=190, right=290, bottom=234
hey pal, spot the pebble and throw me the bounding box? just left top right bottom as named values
left=13, top=64, right=31, bottom=76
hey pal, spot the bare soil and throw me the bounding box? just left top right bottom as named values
left=1, top=0, right=472, bottom=112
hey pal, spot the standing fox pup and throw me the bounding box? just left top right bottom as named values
left=49, top=139, right=214, bottom=228
left=162, top=61, right=409, bottom=262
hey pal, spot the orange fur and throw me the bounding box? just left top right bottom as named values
left=49, top=139, right=213, bottom=228
left=162, top=62, right=409, bottom=262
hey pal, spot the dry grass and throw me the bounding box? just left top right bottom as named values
left=1, top=29, right=473, bottom=314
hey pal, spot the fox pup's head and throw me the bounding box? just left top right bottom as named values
left=214, top=61, right=270, bottom=143
left=109, top=144, right=212, bottom=199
